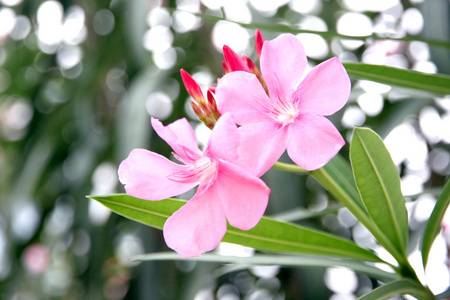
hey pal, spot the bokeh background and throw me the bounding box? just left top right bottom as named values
left=0, top=0, right=449, bottom=299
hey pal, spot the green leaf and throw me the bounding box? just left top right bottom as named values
left=311, top=155, right=367, bottom=216
left=277, top=156, right=393, bottom=266
left=422, top=179, right=450, bottom=268
left=132, top=252, right=398, bottom=282
left=350, top=127, right=408, bottom=262
left=87, top=194, right=184, bottom=230
left=357, top=279, right=435, bottom=300
left=344, top=63, right=450, bottom=95
left=189, top=11, right=450, bottom=50
left=88, top=194, right=382, bottom=262
left=274, top=156, right=403, bottom=268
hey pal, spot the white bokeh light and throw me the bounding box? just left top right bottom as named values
left=419, top=106, right=442, bottom=144
left=343, top=0, right=400, bottom=12
left=10, top=15, right=30, bottom=41
left=357, top=93, right=384, bottom=116
left=408, top=41, right=430, bottom=61
left=337, top=12, right=373, bottom=37
left=341, top=106, right=366, bottom=128
left=1, top=0, right=22, bottom=5
left=224, top=1, right=252, bottom=23
left=0, top=8, right=16, bottom=39
left=146, top=91, right=173, bottom=120
left=93, top=9, right=115, bottom=36
left=337, top=12, right=373, bottom=49
left=299, top=15, right=328, bottom=32
left=88, top=199, right=111, bottom=226
left=153, top=48, right=177, bottom=70
left=289, top=0, right=322, bottom=15
left=194, top=122, right=212, bottom=149
left=412, top=61, right=437, bottom=74
left=56, top=45, right=83, bottom=70
left=401, top=8, right=424, bottom=35
left=425, top=233, right=450, bottom=294
left=296, top=33, right=328, bottom=60
left=63, top=6, right=87, bottom=44
left=201, top=0, right=224, bottom=10
left=143, top=25, right=173, bottom=53
left=212, top=21, right=250, bottom=53
left=173, top=0, right=201, bottom=33
left=324, top=267, right=358, bottom=294
left=116, top=234, right=144, bottom=267
left=147, top=7, right=172, bottom=28
left=249, top=0, right=289, bottom=16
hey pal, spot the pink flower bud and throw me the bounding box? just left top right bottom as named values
left=180, top=69, right=206, bottom=104
left=222, top=45, right=250, bottom=72
left=255, top=29, right=264, bottom=59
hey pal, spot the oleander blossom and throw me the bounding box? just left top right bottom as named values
left=216, top=33, right=351, bottom=176
left=118, top=113, right=270, bottom=258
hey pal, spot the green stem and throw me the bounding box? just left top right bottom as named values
left=272, top=161, right=308, bottom=174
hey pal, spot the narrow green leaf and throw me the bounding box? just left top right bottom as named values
left=422, top=179, right=450, bottom=268
left=132, top=252, right=398, bottom=282
left=350, top=127, right=408, bottom=260
left=357, top=279, right=435, bottom=300
left=270, top=205, right=342, bottom=222
left=344, top=63, right=450, bottom=95
left=88, top=194, right=382, bottom=262
left=87, top=194, right=184, bottom=230
left=188, top=11, right=450, bottom=50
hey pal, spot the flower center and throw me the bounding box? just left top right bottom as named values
left=276, top=105, right=296, bottom=123
left=195, top=156, right=217, bottom=183
left=272, top=100, right=297, bottom=125
left=168, top=156, right=217, bottom=184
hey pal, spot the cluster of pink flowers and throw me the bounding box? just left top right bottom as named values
left=118, top=30, right=351, bottom=258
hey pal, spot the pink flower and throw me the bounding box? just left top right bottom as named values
left=118, top=113, right=270, bottom=258
left=216, top=34, right=351, bottom=175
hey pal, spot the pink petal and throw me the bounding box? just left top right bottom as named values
left=260, top=34, right=307, bottom=101
left=217, top=160, right=270, bottom=230
left=216, top=71, right=272, bottom=125
left=287, top=113, right=345, bottom=171
left=295, top=57, right=351, bottom=116
left=237, top=122, right=288, bottom=176
left=180, top=69, right=205, bottom=104
left=118, top=149, right=198, bottom=200
left=163, top=183, right=227, bottom=257
left=223, top=45, right=250, bottom=72
left=151, top=117, right=202, bottom=163
left=205, top=113, right=240, bottom=162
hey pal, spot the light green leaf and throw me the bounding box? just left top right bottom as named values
left=88, top=194, right=382, bottom=262
left=133, top=252, right=398, bottom=282
left=422, top=179, right=450, bottom=268
left=350, top=127, right=408, bottom=262
left=357, top=279, right=435, bottom=300
left=344, top=63, right=450, bottom=95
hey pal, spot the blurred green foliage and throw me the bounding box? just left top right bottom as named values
left=0, top=0, right=449, bottom=299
